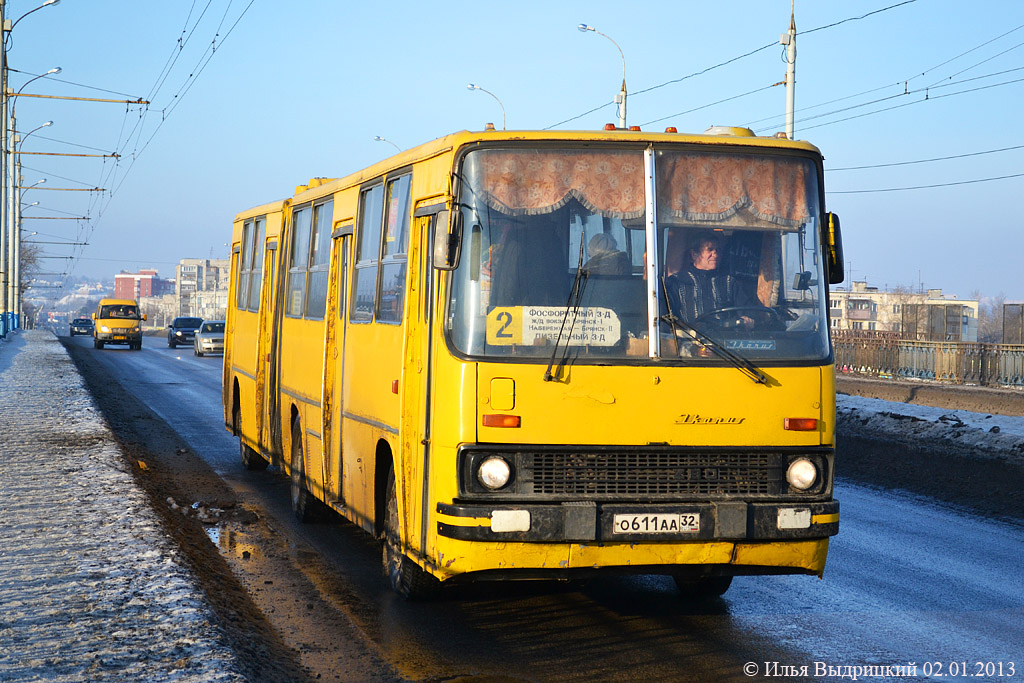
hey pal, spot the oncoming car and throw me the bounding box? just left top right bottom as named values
left=93, top=298, right=145, bottom=350
left=69, top=318, right=94, bottom=336
left=193, top=320, right=225, bottom=356
left=167, top=316, right=203, bottom=348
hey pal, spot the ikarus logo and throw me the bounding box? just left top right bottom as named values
left=675, top=414, right=746, bottom=425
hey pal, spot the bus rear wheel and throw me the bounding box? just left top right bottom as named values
left=234, top=403, right=268, bottom=471
left=673, top=575, right=733, bottom=599
left=383, top=467, right=440, bottom=600
left=290, top=419, right=325, bottom=522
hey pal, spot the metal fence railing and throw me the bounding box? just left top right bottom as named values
left=833, top=333, right=1024, bottom=387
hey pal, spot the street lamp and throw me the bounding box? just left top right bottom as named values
left=0, top=1, right=61, bottom=335
left=11, top=121, right=53, bottom=333
left=6, top=0, right=60, bottom=38
left=373, top=135, right=401, bottom=152
left=4, top=68, right=59, bottom=335
left=466, top=84, right=506, bottom=130
left=578, top=23, right=627, bottom=128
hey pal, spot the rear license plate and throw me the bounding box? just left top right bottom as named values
left=612, top=513, right=700, bottom=534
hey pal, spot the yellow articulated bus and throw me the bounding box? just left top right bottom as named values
left=224, top=126, right=845, bottom=599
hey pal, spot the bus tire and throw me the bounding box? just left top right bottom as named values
left=383, top=467, right=440, bottom=600
left=241, top=442, right=268, bottom=471
left=290, top=419, right=324, bottom=522
left=234, top=402, right=269, bottom=471
left=94, top=339, right=103, bottom=349
left=673, top=575, right=733, bottom=599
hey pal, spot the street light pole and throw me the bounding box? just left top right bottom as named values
left=781, top=8, right=797, bottom=140
left=13, top=124, right=50, bottom=325
left=578, top=24, right=627, bottom=128
left=1, top=0, right=8, bottom=336
left=466, top=84, right=506, bottom=130
left=373, top=135, right=401, bottom=152
left=1, top=0, right=60, bottom=333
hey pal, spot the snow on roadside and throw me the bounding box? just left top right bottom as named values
left=837, top=393, right=1024, bottom=463
left=0, top=331, right=244, bottom=683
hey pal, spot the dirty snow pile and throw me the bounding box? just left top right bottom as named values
left=836, top=393, right=1024, bottom=464
left=0, top=332, right=243, bottom=683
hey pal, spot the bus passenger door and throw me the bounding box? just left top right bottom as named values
left=399, top=212, right=437, bottom=558
left=322, top=229, right=351, bottom=505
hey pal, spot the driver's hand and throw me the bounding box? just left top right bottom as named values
left=740, top=315, right=755, bottom=330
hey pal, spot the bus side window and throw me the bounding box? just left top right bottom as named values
left=286, top=207, right=311, bottom=318
left=352, top=185, right=384, bottom=322
left=305, top=199, right=334, bottom=319
left=236, top=220, right=253, bottom=310
left=248, top=217, right=266, bottom=312
left=338, top=232, right=351, bottom=321
left=377, top=174, right=412, bottom=323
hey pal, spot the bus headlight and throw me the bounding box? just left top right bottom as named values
left=786, top=458, right=818, bottom=490
left=477, top=456, right=511, bottom=490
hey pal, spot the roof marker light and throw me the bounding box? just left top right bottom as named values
left=604, top=123, right=617, bottom=131
left=665, top=127, right=678, bottom=133
left=629, top=125, right=641, bottom=131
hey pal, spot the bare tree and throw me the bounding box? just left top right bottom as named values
left=974, top=290, right=1005, bottom=344
left=19, top=240, right=41, bottom=296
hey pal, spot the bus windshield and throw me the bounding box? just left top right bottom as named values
left=446, top=146, right=830, bottom=363
left=99, top=304, right=140, bottom=320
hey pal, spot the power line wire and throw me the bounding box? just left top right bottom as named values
left=547, top=1, right=920, bottom=130
left=829, top=171, right=1024, bottom=194
left=828, top=144, right=1024, bottom=171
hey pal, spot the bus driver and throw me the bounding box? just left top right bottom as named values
left=664, top=231, right=754, bottom=329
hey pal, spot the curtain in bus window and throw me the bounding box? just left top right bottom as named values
left=236, top=220, right=253, bottom=310
left=352, top=185, right=384, bottom=322
left=655, top=153, right=813, bottom=228
left=247, top=217, right=266, bottom=312
left=305, top=200, right=333, bottom=319
left=466, top=149, right=645, bottom=218
left=377, top=175, right=411, bottom=323
left=286, top=207, right=311, bottom=318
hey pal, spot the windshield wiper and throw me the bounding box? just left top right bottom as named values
left=543, top=239, right=590, bottom=382
left=660, top=277, right=767, bottom=385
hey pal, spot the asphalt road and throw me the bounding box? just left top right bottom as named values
left=65, top=334, right=1024, bottom=682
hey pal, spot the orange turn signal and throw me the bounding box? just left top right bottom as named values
left=784, top=418, right=818, bottom=431
left=482, top=414, right=521, bottom=428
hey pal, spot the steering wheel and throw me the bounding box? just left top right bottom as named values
left=694, top=306, right=784, bottom=330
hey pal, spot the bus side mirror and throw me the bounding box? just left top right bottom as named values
left=142, top=313, right=148, bottom=321
left=91, top=313, right=96, bottom=320
left=826, top=212, right=845, bottom=284
left=433, top=209, right=462, bottom=270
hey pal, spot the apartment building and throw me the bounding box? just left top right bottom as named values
left=829, top=280, right=978, bottom=342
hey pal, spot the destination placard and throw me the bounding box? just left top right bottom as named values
left=486, top=306, right=621, bottom=346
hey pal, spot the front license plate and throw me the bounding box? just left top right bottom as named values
left=113, top=336, right=126, bottom=340
left=613, top=513, right=700, bottom=534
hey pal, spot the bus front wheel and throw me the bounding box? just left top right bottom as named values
left=383, top=467, right=440, bottom=600
left=673, top=575, right=733, bottom=599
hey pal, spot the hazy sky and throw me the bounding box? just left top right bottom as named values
left=11, top=0, right=1024, bottom=300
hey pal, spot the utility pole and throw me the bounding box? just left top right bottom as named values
left=781, top=4, right=797, bottom=140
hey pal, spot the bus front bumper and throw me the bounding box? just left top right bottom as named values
left=437, top=500, right=839, bottom=543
